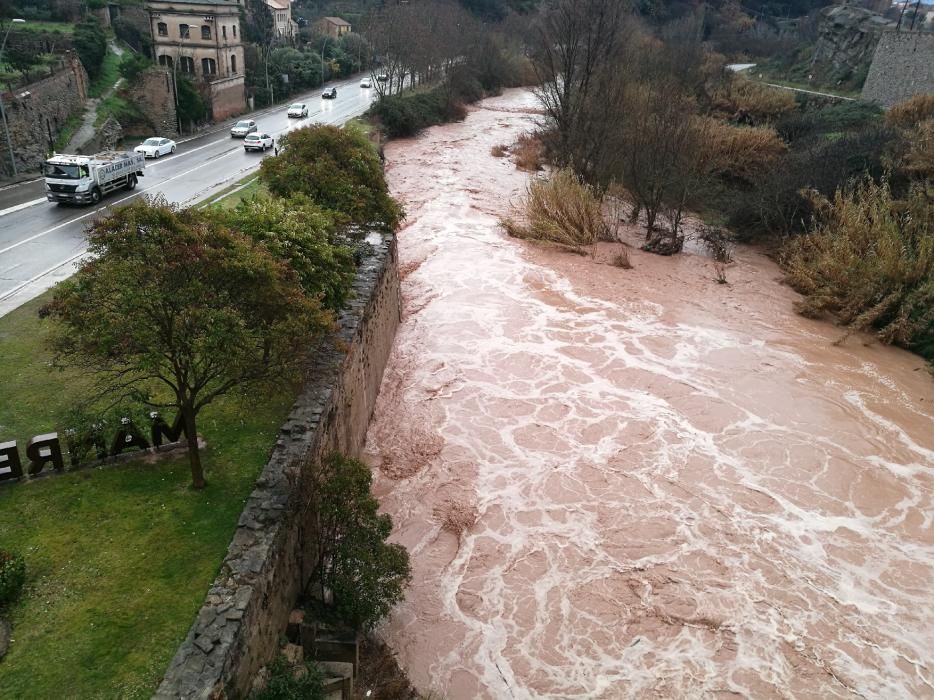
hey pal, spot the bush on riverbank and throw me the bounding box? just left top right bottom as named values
left=259, top=125, right=402, bottom=231
left=783, top=181, right=934, bottom=364
left=502, top=170, right=609, bottom=252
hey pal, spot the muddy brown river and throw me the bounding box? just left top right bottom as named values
left=364, top=89, right=934, bottom=699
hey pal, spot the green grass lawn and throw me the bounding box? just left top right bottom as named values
left=0, top=292, right=297, bottom=699
left=88, top=46, right=122, bottom=99
left=199, top=175, right=267, bottom=209
left=9, top=21, right=74, bottom=34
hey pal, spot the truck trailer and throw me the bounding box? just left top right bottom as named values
left=43, top=151, right=146, bottom=205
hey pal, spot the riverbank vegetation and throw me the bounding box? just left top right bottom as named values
left=508, top=0, right=932, bottom=367
left=365, top=0, right=536, bottom=137
left=0, top=124, right=409, bottom=695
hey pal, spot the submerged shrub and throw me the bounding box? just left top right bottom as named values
left=782, top=181, right=934, bottom=363
left=502, top=170, right=609, bottom=251
left=0, top=550, right=26, bottom=606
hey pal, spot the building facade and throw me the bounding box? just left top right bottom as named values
left=265, top=0, right=297, bottom=40
left=313, top=16, right=351, bottom=38
left=145, top=0, right=246, bottom=120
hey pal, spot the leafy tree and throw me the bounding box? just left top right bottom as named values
left=73, top=16, right=107, bottom=79
left=259, top=125, right=402, bottom=230
left=43, top=199, right=332, bottom=489
left=5, top=41, right=35, bottom=74
left=119, top=52, right=152, bottom=83
left=208, top=194, right=356, bottom=312
left=176, top=75, right=210, bottom=129
left=307, top=454, right=411, bottom=630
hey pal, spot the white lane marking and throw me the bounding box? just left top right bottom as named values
left=0, top=250, right=87, bottom=303
left=0, top=197, right=47, bottom=218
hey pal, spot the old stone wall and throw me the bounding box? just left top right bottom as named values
left=862, top=31, right=934, bottom=106
left=4, top=30, right=74, bottom=57
left=209, top=75, right=247, bottom=121
left=78, top=115, right=123, bottom=155
left=0, top=52, right=88, bottom=176
left=155, top=234, right=401, bottom=699
left=125, top=68, right=179, bottom=136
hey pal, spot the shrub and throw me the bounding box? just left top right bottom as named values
left=252, top=656, right=325, bottom=700
left=502, top=170, right=609, bottom=252
left=119, top=53, right=151, bottom=83
left=207, top=194, right=355, bottom=312
left=371, top=87, right=457, bottom=138
left=308, top=454, right=411, bottom=630
left=491, top=144, right=508, bottom=158
left=782, top=181, right=934, bottom=363
left=702, top=119, right=787, bottom=185
left=73, top=16, right=107, bottom=80
left=259, top=125, right=402, bottom=230
left=0, top=550, right=26, bottom=606
left=712, top=75, right=796, bottom=125
left=775, top=100, right=883, bottom=142
left=886, top=94, right=934, bottom=129
left=513, top=133, right=544, bottom=171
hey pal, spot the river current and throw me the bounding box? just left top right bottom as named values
left=363, top=89, right=934, bottom=699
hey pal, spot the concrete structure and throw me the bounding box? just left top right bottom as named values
left=265, top=0, right=297, bottom=41
left=313, top=16, right=351, bottom=38
left=0, top=52, right=88, bottom=178
left=863, top=30, right=934, bottom=106
left=145, top=0, right=246, bottom=120
left=155, top=234, right=401, bottom=699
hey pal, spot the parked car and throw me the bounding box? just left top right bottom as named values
left=360, top=79, right=371, bottom=88
left=231, top=119, right=258, bottom=138
left=243, top=132, right=275, bottom=152
left=322, top=87, right=337, bottom=99
left=376, top=73, right=388, bottom=82
left=134, top=137, right=176, bottom=158
left=287, top=102, right=308, bottom=118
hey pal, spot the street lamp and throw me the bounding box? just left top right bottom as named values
left=320, top=35, right=329, bottom=87
left=0, top=18, right=26, bottom=179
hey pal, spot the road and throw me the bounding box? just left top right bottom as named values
left=0, top=73, right=378, bottom=317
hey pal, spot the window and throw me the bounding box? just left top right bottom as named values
left=230, top=54, right=237, bottom=73
left=232, top=25, right=236, bottom=37
left=179, top=24, right=190, bottom=39
left=222, top=25, right=227, bottom=39
left=157, top=22, right=168, bottom=36
left=179, top=56, right=195, bottom=73
left=158, top=54, right=174, bottom=69
left=202, top=57, right=217, bottom=75
left=201, top=25, right=211, bottom=39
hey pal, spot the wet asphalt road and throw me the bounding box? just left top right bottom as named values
left=0, top=73, right=378, bottom=316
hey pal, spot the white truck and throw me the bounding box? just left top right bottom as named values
left=43, top=151, right=146, bottom=205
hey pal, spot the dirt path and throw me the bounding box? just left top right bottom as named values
left=63, top=41, right=125, bottom=154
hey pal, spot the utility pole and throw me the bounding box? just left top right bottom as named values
left=0, top=18, right=26, bottom=178
left=321, top=34, right=329, bottom=86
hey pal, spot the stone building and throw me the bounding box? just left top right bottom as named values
left=145, top=0, right=246, bottom=120
left=313, top=16, right=351, bottom=38
left=265, top=0, right=297, bottom=41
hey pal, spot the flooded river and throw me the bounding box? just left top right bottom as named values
left=364, top=89, right=934, bottom=698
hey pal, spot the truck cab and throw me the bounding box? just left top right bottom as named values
left=44, top=151, right=145, bottom=205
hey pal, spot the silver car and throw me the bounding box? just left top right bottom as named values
left=230, top=119, right=257, bottom=138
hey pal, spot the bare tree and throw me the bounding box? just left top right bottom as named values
left=530, top=0, right=634, bottom=179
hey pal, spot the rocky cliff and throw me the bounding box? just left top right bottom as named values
left=810, top=4, right=895, bottom=86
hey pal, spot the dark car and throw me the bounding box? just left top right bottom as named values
left=322, top=87, right=337, bottom=99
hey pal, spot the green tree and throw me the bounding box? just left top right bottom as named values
left=208, top=194, right=356, bottom=312
left=119, top=52, right=152, bottom=82
left=73, top=16, right=107, bottom=79
left=308, top=454, right=411, bottom=630
left=259, top=125, right=402, bottom=230
left=43, top=199, right=332, bottom=489
left=176, top=75, right=210, bottom=129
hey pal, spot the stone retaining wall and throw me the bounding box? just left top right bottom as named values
left=155, top=234, right=401, bottom=699
left=862, top=31, right=934, bottom=106
left=0, top=52, right=88, bottom=176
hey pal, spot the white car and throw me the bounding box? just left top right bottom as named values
left=243, top=132, right=275, bottom=152
left=231, top=119, right=257, bottom=138
left=134, top=137, right=176, bottom=158
left=287, top=102, right=308, bottom=118
left=360, top=79, right=371, bottom=88
left=376, top=73, right=388, bottom=82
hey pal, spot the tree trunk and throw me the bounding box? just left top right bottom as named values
left=182, top=403, right=206, bottom=489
